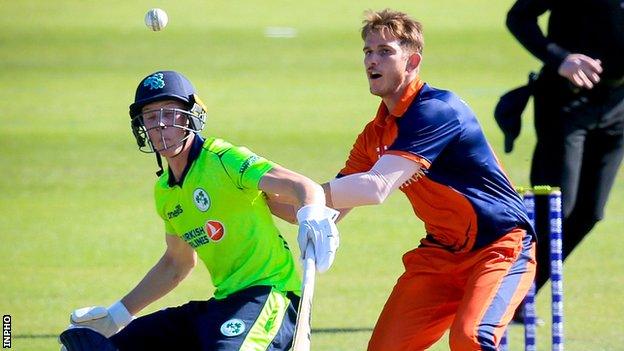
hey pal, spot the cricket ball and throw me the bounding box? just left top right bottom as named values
left=145, top=8, right=168, bottom=31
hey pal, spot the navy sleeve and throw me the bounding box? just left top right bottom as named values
left=388, top=98, right=462, bottom=166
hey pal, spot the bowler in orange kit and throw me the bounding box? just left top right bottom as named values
left=323, top=10, right=536, bottom=350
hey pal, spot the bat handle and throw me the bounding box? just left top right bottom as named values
left=292, top=239, right=316, bottom=351
left=303, top=240, right=316, bottom=275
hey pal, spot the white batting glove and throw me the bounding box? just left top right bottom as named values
left=296, top=204, right=340, bottom=273
left=67, top=301, right=133, bottom=338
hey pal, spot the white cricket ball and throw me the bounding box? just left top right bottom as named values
left=144, top=8, right=168, bottom=31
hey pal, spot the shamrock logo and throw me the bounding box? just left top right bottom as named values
left=193, top=188, right=210, bottom=212
left=227, top=322, right=242, bottom=334
left=143, top=73, right=165, bottom=90
left=220, top=318, right=246, bottom=337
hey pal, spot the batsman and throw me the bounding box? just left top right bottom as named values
left=59, top=70, right=339, bottom=351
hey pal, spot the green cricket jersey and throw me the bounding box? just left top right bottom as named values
left=154, top=136, right=301, bottom=299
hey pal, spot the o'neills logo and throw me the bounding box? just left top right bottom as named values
left=167, top=204, right=183, bottom=219
left=204, top=220, right=225, bottom=242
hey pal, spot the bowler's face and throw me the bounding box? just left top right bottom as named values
left=363, top=30, right=411, bottom=100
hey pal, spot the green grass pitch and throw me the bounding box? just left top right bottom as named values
left=1, top=1, right=622, bottom=350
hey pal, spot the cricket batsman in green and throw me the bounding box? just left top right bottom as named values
left=59, top=70, right=339, bottom=351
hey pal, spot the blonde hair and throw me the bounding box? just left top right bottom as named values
left=361, top=9, right=424, bottom=54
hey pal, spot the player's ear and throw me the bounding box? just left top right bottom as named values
left=406, top=52, right=422, bottom=72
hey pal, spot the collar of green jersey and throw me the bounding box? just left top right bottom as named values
left=167, top=134, right=205, bottom=187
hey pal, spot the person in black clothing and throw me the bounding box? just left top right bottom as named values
left=506, top=0, right=624, bottom=296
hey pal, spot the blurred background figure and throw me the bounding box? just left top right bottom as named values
left=506, top=0, right=624, bottom=300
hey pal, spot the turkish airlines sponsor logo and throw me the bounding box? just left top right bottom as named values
left=204, top=220, right=225, bottom=242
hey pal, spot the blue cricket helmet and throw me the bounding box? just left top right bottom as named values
left=129, top=70, right=199, bottom=117
left=129, top=71, right=208, bottom=176
left=129, top=70, right=207, bottom=148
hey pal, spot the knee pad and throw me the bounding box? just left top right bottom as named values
left=59, top=328, right=118, bottom=351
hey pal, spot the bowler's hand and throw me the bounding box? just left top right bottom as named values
left=558, top=53, right=602, bottom=89
left=296, top=204, right=340, bottom=273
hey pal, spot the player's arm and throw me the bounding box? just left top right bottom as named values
left=263, top=178, right=351, bottom=223
left=506, top=0, right=601, bottom=88
left=219, top=142, right=339, bottom=272
left=329, top=99, right=459, bottom=209
left=66, top=234, right=197, bottom=337
left=264, top=192, right=298, bottom=224
left=327, top=154, right=423, bottom=208
left=321, top=182, right=351, bottom=222
left=324, top=121, right=380, bottom=221
left=121, top=233, right=197, bottom=314
left=506, top=0, right=562, bottom=66
left=259, top=164, right=326, bottom=222
left=259, top=164, right=339, bottom=272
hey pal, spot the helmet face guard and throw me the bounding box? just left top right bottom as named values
left=131, top=103, right=206, bottom=153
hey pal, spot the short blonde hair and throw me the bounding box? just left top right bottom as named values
left=361, top=9, right=424, bottom=54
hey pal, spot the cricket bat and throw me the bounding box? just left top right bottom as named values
left=292, top=241, right=316, bottom=351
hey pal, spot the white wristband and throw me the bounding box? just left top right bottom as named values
left=108, top=301, right=133, bottom=328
